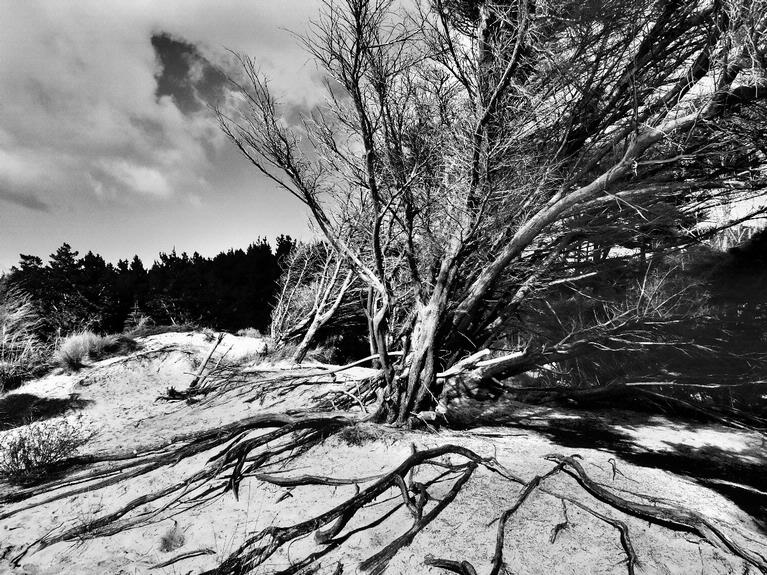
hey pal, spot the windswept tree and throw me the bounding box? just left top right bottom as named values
left=7, top=5, right=767, bottom=573
left=220, top=0, right=767, bottom=424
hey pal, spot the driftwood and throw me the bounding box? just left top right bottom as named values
left=189, top=333, right=225, bottom=389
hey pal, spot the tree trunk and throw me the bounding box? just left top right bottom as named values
left=292, top=320, right=321, bottom=363
left=395, top=301, right=440, bottom=423
left=291, top=270, right=354, bottom=363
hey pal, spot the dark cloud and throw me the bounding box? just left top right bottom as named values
left=151, top=32, right=227, bottom=114
left=0, top=188, right=50, bottom=212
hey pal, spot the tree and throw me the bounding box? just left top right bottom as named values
left=274, top=234, right=297, bottom=265
left=4, top=239, right=289, bottom=339
left=271, top=241, right=359, bottom=362
left=221, top=0, right=767, bottom=424
left=6, top=5, right=767, bottom=572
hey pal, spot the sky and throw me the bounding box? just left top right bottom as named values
left=0, top=0, right=326, bottom=272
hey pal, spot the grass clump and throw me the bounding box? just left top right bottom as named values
left=336, top=424, right=382, bottom=447
left=236, top=327, right=263, bottom=338
left=55, top=331, right=138, bottom=371
left=0, top=419, right=90, bottom=484
left=0, top=288, right=48, bottom=391
left=159, top=520, right=186, bottom=552
left=201, top=327, right=217, bottom=342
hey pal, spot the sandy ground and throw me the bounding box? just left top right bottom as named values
left=0, top=332, right=765, bottom=575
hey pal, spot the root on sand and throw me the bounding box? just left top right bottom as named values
left=1, top=407, right=766, bottom=575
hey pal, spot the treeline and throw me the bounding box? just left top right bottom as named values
left=0, top=236, right=295, bottom=339
left=2, top=227, right=767, bottom=360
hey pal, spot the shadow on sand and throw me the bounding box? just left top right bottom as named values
left=0, top=393, right=93, bottom=430
left=511, top=408, right=767, bottom=530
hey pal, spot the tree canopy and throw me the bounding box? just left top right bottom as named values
left=221, top=0, right=767, bottom=423
left=1, top=236, right=295, bottom=338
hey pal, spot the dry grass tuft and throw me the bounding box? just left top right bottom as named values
left=236, top=327, right=263, bottom=339
left=201, top=328, right=217, bottom=343
left=0, top=419, right=90, bottom=484
left=0, top=288, right=48, bottom=391
left=336, top=424, right=382, bottom=447
left=55, top=331, right=138, bottom=372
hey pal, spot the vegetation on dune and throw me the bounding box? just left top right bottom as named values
left=0, top=419, right=90, bottom=485
left=2, top=0, right=767, bottom=573
left=0, top=236, right=296, bottom=385
left=54, top=331, right=138, bottom=372
left=0, top=288, right=48, bottom=392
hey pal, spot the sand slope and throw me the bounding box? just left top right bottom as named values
left=1, top=333, right=765, bottom=574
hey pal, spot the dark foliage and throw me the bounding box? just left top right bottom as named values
left=490, top=229, right=767, bottom=403
left=706, top=228, right=767, bottom=318
left=1, top=235, right=296, bottom=340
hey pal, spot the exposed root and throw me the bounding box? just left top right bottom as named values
left=202, top=444, right=487, bottom=575
left=546, top=454, right=767, bottom=573
left=150, top=548, right=216, bottom=570
left=1, top=412, right=359, bottom=563
left=424, top=555, right=478, bottom=575
left=562, top=497, right=638, bottom=575
left=489, top=460, right=567, bottom=575
left=3, top=413, right=766, bottom=574
left=548, top=500, right=570, bottom=544
left=187, top=362, right=382, bottom=416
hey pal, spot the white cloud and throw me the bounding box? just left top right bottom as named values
left=0, top=0, right=322, bottom=210
left=0, top=149, right=47, bottom=187
left=97, top=159, right=173, bottom=198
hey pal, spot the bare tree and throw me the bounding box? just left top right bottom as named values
left=7, top=5, right=767, bottom=574
left=220, top=0, right=767, bottom=424
left=271, top=241, right=358, bottom=362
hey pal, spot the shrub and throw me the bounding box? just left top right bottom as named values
left=0, top=288, right=48, bottom=391
left=55, top=331, right=138, bottom=371
left=236, top=327, right=263, bottom=339
left=0, top=419, right=89, bottom=484
left=306, top=343, right=340, bottom=364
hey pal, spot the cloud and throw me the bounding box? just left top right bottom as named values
left=0, top=148, right=54, bottom=210
left=152, top=32, right=228, bottom=115
left=94, top=160, right=173, bottom=198
left=0, top=0, right=323, bottom=211
left=0, top=188, right=50, bottom=212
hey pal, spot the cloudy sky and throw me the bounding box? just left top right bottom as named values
left=0, top=0, right=324, bottom=271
